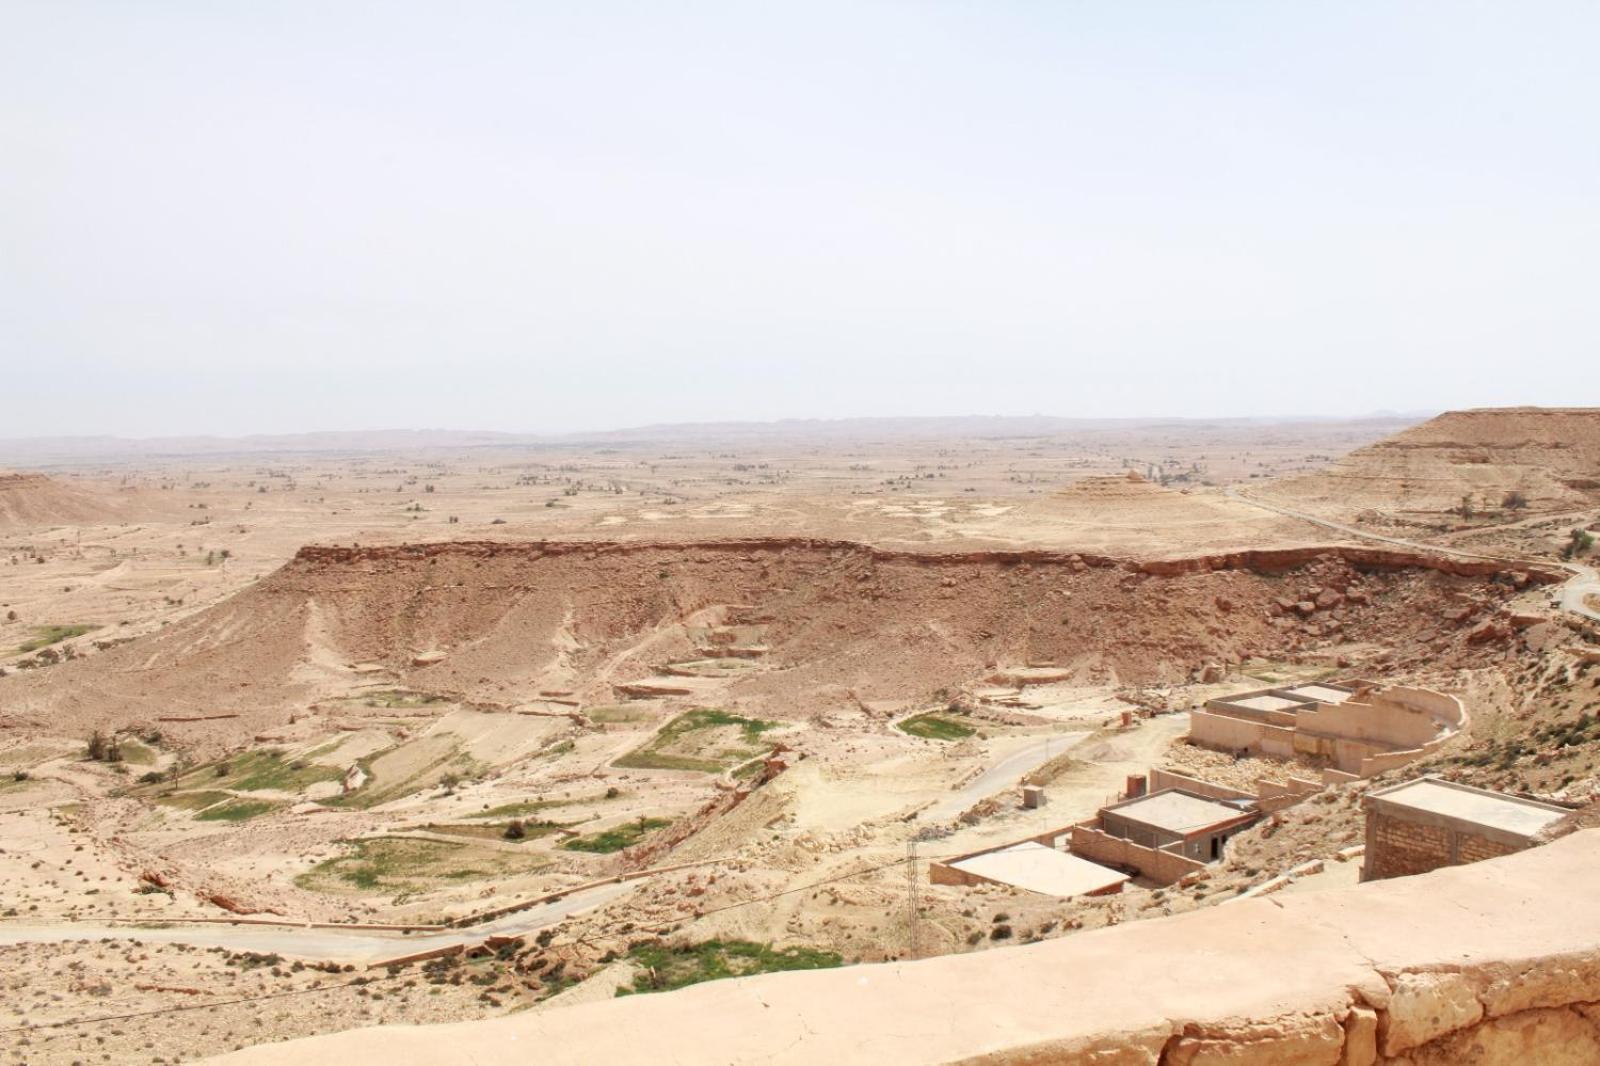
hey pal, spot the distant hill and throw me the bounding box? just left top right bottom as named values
left=0, top=471, right=120, bottom=530
left=1259, top=407, right=1600, bottom=519
left=0, top=414, right=1422, bottom=464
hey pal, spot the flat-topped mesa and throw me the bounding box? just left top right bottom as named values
left=5, top=531, right=1555, bottom=749
left=1261, top=406, right=1600, bottom=516
left=288, top=537, right=1562, bottom=584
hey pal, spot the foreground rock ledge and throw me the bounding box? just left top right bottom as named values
left=208, top=830, right=1600, bottom=1066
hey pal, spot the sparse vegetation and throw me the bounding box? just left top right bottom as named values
left=1561, top=527, right=1595, bottom=560
left=613, top=709, right=778, bottom=773
left=16, top=624, right=97, bottom=655
left=897, top=713, right=975, bottom=741
left=296, top=837, right=547, bottom=893
left=84, top=730, right=122, bottom=763
left=196, top=798, right=280, bottom=822
left=172, top=750, right=342, bottom=794
left=561, top=816, right=672, bottom=853
left=617, top=939, right=843, bottom=996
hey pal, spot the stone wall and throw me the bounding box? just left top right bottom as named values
left=1068, top=822, right=1208, bottom=884
left=1364, top=808, right=1522, bottom=881
left=1148, top=767, right=1253, bottom=802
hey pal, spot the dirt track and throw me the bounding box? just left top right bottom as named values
left=0, top=881, right=638, bottom=963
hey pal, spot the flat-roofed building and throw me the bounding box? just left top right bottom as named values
left=1188, top=680, right=1466, bottom=778
left=932, top=841, right=1130, bottom=899
left=1361, top=776, right=1569, bottom=882
left=1095, top=788, right=1259, bottom=863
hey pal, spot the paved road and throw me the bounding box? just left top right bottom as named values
left=1560, top=561, right=1600, bottom=623
left=926, top=732, right=1088, bottom=820
left=1226, top=488, right=1600, bottom=624
left=0, top=881, right=639, bottom=963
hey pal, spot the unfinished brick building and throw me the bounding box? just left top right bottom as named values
left=1360, top=776, right=1569, bottom=882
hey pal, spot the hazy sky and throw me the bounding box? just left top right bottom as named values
left=3, top=3, right=1596, bottom=437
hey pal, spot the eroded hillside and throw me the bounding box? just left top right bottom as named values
left=0, top=537, right=1555, bottom=749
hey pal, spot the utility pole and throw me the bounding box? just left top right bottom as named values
left=905, top=839, right=921, bottom=961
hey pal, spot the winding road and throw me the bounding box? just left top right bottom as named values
left=1225, top=488, right=1600, bottom=624
left=925, top=732, right=1089, bottom=821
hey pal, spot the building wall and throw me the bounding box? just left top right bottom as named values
left=1068, top=823, right=1207, bottom=885
left=1362, top=809, right=1525, bottom=881
left=1190, top=685, right=1465, bottom=777
left=1188, top=708, right=1298, bottom=759
left=1256, top=776, right=1320, bottom=813
left=1098, top=810, right=1179, bottom=850
left=1148, top=767, right=1253, bottom=802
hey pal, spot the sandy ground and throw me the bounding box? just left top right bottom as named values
left=2, top=411, right=1597, bottom=1062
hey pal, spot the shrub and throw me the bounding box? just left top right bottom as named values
left=85, top=731, right=120, bottom=762
left=503, top=819, right=526, bottom=841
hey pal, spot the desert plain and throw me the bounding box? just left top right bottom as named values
left=1, top=409, right=1599, bottom=1064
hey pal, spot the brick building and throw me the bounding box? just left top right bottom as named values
left=1360, top=776, right=1568, bottom=882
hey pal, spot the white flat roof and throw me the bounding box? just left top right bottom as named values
left=1282, top=684, right=1354, bottom=704
left=1376, top=779, right=1566, bottom=838
left=1229, top=694, right=1304, bottom=713
left=1110, top=791, right=1245, bottom=834
left=949, top=842, right=1129, bottom=899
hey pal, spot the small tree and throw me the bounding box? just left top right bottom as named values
left=1457, top=494, right=1475, bottom=519
left=86, top=730, right=107, bottom=761
left=1502, top=490, right=1528, bottom=511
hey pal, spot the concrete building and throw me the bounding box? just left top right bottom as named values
left=1189, top=679, right=1465, bottom=778
left=1059, top=787, right=1263, bottom=884
left=930, top=841, right=1129, bottom=899
left=1360, top=776, right=1569, bottom=882
left=1095, top=789, right=1259, bottom=862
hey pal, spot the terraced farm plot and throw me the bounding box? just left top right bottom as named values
left=355, top=688, right=450, bottom=709
left=662, top=658, right=759, bottom=678
left=1239, top=659, right=1338, bottom=685
left=618, top=939, right=844, bottom=996
left=154, top=789, right=232, bottom=812
left=14, top=624, right=97, bottom=655
left=185, top=750, right=341, bottom=793
left=585, top=704, right=655, bottom=725
left=410, top=820, right=564, bottom=843
left=295, top=837, right=550, bottom=894
left=613, top=709, right=779, bottom=773
left=329, top=735, right=481, bottom=810
left=466, top=792, right=620, bottom=820
left=195, top=797, right=280, bottom=822
left=896, top=713, right=976, bottom=741
left=562, top=816, right=672, bottom=853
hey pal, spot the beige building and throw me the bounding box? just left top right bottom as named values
left=1189, top=680, right=1465, bottom=778
left=1361, top=776, right=1568, bottom=882
left=1061, top=787, right=1262, bottom=884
